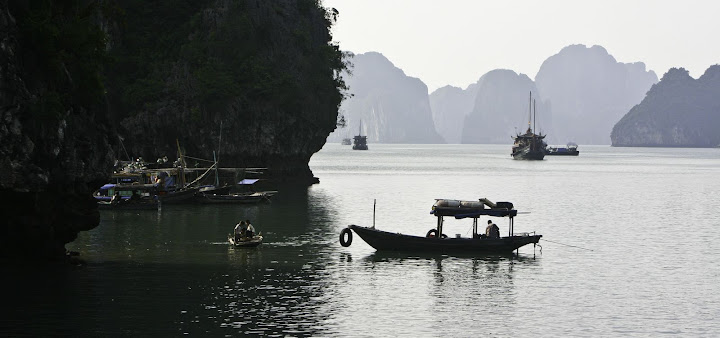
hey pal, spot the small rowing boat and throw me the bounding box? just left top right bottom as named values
left=228, top=234, right=263, bottom=248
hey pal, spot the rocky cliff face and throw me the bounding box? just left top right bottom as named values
left=535, top=44, right=657, bottom=144
left=0, top=0, right=348, bottom=261
left=611, top=66, right=720, bottom=147
left=429, top=84, right=479, bottom=144
left=1, top=1, right=115, bottom=261
left=461, top=70, right=551, bottom=144
left=108, top=0, right=348, bottom=183
left=328, top=52, right=443, bottom=144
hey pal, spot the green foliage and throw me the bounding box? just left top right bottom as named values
left=10, top=0, right=109, bottom=124
left=106, top=0, right=350, bottom=135
left=105, top=0, right=212, bottom=116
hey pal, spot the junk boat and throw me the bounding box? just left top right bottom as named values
left=339, top=198, right=542, bottom=254
left=546, top=142, right=579, bottom=156
left=512, top=92, right=546, bottom=160
left=228, top=234, right=263, bottom=247
left=353, top=120, right=368, bottom=150
left=341, top=138, right=352, bottom=145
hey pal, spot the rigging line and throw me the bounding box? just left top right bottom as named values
left=185, top=163, right=217, bottom=187
left=541, top=239, right=594, bottom=251
left=182, top=155, right=216, bottom=163
left=118, top=135, right=131, bottom=162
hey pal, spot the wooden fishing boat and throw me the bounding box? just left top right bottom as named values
left=340, top=198, right=541, bottom=254
left=196, top=191, right=276, bottom=204
left=228, top=234, right=263, bottom=247
left=94, top=183, right=160, bottom=210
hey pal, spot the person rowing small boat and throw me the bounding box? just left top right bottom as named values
left=228, top=219, right=263, bottom=247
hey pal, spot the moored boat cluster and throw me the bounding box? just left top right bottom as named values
left=95, top=156, right=277, bottom=210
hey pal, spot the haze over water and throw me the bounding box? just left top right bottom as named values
left=4, top=144, right=720, bottom=336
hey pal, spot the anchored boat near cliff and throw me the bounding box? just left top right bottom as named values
left=339, top=198, right=542, bottom=254
left=512, top=92, right=546, bottom=160
left=195, top=179, right=277, bottom=204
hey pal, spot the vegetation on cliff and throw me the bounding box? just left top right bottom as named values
left=611, top=66, right=720, bottom=147
left=106, top=0, right=349, bottom=182
left=1, top=0, right=115, bottom=261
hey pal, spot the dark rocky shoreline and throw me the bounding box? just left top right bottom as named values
left=0, top=0, right=347, bottom=262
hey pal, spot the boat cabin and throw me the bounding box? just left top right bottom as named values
left=430, top=198, right=519, bottom=238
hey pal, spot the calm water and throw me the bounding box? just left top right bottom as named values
left=4, top=144, right=720, bottom=336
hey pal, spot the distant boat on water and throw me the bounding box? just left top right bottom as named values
left=341, top=137, right=351, bottom=145
left=512, top=92, right=546, bottom=160
left=546, top=142, right=579, bottom=156
left=353, top=120, right=368, bottom=150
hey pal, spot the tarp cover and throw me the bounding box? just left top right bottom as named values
left=431, top=207, right=517, bottom=218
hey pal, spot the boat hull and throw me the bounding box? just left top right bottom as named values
left=228, top=234, right=263, bottom=247
left=546, top=150, right=579, bottom=156
left=196, top=191, right=276, bottom=204
left=157, top=187, right=200, bottom=204
left=348, top=225, right=541, bottom=254
left=97, top=200, right=158, bottom=210
left=512, top=146, right=545, bottom=160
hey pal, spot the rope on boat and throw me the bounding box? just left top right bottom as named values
left=185, top=163, right=217, bottom=187
left=541, top=239, right=594, bottom=251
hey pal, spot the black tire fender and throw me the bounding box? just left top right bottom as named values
left=426, top=229, right=438, bottom=238
left=340, top=228, right=353, bottom=247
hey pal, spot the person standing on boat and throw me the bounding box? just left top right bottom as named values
left=245, top=219, right=255, bottom=238
left=234, top=221, right=246, bottom=242
left=111, top=192, right=122, bottom=205
left=486, top=220, right=500, bottom=239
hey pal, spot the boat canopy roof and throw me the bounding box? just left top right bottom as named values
left=238, top=178, right=259, bottom=185
left=113, top=183, right=159, bottom=191
left=430, top=199, right=517, bottom=218
left=431, top=208, right=517, bottom=218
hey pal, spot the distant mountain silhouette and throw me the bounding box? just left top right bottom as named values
left=329, top=52, right=444, bottom=144
left=461, top=69, right=551, bottom=144
left=429, top=84, right=478, bottom=144
left=611, top=66, right=720, bottom=147
left=535, top=44, right=658, bottom=145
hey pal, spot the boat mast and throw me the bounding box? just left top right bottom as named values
left=215, top=121, right=222, bottom=187
left=533, top=100, right=537, bottom=135
left=528, top=91, right=532, bottom=132
left=176, top=139, right=186, bottom=188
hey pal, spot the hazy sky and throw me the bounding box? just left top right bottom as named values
left=323, top=0, right=720, bottom=92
